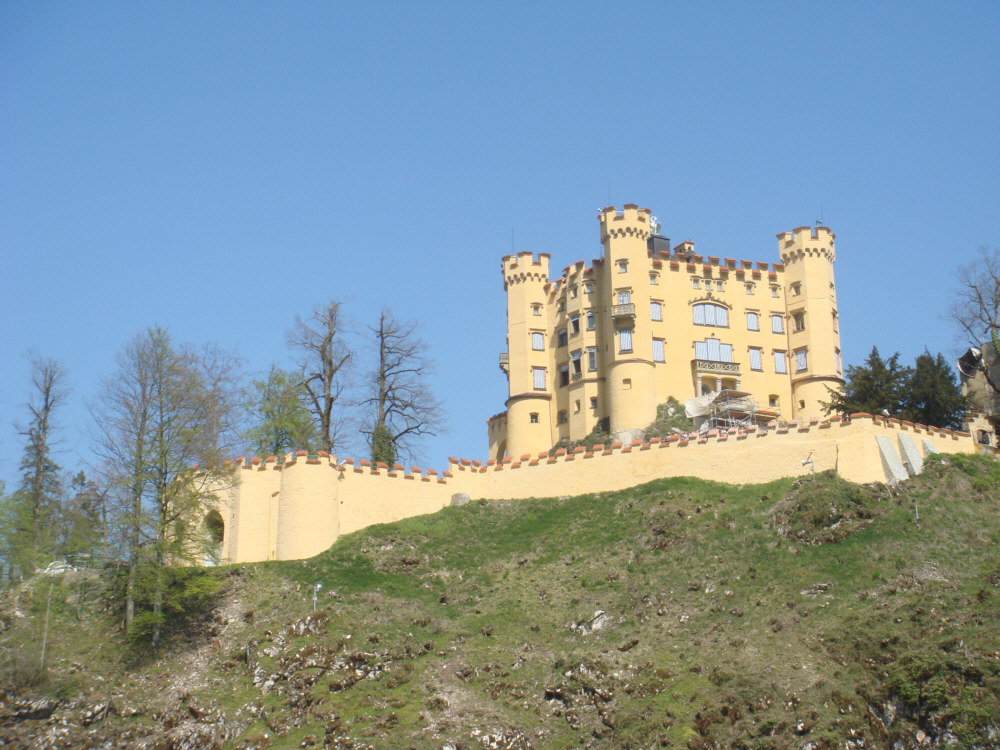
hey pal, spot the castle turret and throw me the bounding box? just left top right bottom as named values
left=599, top=205, right=657, bottom=441
left=501, top=251, right=553, bottom=457
left=778, top=226, right=843, bottom=419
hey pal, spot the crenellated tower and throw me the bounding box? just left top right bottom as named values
left=778, top=226, right=843, bottom=420
left=499, top=251, right=553, bottom=457
left=599, top=204, right=657, bottom=441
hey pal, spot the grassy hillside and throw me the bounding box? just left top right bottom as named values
left=2, top=453, right=999, bottom=748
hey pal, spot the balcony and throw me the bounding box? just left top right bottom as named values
left=499, top=352, right=509, bottom=374
left=693, top=359, right=741, bottom=375
left=611, top=303, right=635, bottom=319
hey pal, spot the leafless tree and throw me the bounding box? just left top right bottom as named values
left=950, top=247, right=1000, bottom=396
left=287, top=301, right=353, bottom=454
left=364, top=308, right=444, bottom=465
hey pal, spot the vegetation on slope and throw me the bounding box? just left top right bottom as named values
left=1, top=454, right=999, bottom=748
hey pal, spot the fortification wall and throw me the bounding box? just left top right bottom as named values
left=215, top=416, right=975, bottom=563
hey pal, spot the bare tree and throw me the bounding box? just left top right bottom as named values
left=287, top=302, right=352, bottom=454
left=364, top=308, right=444, bottom=465
left=950, top=247, right=1000, bottom=397
left=92, top=328, right=241, bottom=645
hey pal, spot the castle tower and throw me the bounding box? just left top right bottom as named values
left=599, top=205, right=657, bottom=441
left=778, top=226, right=844, bottom=420
left=501, top=251, right=553, bottom=456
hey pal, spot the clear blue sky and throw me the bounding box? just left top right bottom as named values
left=2, top=1, right=998, bottom=484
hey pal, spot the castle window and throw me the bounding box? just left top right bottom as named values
left=558, top=410, right=568, bottom=424
left=749, top=347, right=763, bottom=371
left=771, top=314, right=784, bottom=333
left=793, top=312, right=805, bottom=332
left=650, top=273, right=658, bottom=285
left=979, top=430, right=992, bottom=445
left=571, top=350, right=582, bottom=375
left=570, top=315, right=580, bottom=335
left=795, top=348, right=808, bottom=372
left=617, top=290, right=631, bottom=305
left=652, top=338, right=665, bottom=362
left=746, top=283, right=754, bottom=295
left=774, top=350, right=787, bottom=373
left=832, top=311, right=839, bottom=332
left=574, top=399, right=581, bottom=413
left=559, top=364, right=569, bottom=387
left=530, top=412, right=539, bottom=423
left=771, top=286, right=780, bottom=298
left=532, top=304, right=541, bottom=316
left=695, top=337, right=733, bottom=363
left=791, top=283, right=801, bottom=296
left=836, top=347, right=842, bottom=374
left=769, top=395, right=779, bottom=408
left=558, top=328, right=568, bottom=347
left=586, top=311, right=595, bottom=330
left=746, top=312, right=759, bottom=331
left=651, top=301, right=663, bottom=321
left=617, top=260, right=628, bottom=273
left=584, top=282, right=593, bottom=294
left=531, top=332, right=544, bottom=350
left=692, top=278, right=700, bottom=289
left=587, top=346, right=597, bottom=371
left=590, top=397, right=598, bottom=409
left=716, top=280, right=724, bottom=291
left=619, top=328, right=633, bottom=353
left=693, top=303, right=729, bottom=327
left=570, top=285, right=578, bottom=298
left=623, top=378, right=632, bottom=390
left=532, top=367, right=546, bottom=390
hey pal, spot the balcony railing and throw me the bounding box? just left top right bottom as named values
left=693, top=359, right=741, bottom=375
left=499, top=352, right=509, bottom=373
left=611, top=303, right=635, bottom=318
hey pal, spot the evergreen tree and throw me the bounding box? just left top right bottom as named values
left=3, top=356, right=69, bottom=572
left=58, top=471, right=106, bottom=565
left=822, top=346, right=912, bottom=417
left=243, top=367, right=318, bottom=458
left=901, top=350, right=967, bottom=429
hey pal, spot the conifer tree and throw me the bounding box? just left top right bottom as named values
left=822, top=347, right=912, bottom=417
left=901, top=350, right=966, bottom=429
left=2, top=356, right=69, bottom=572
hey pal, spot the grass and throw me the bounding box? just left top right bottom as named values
left=2, top=454, right=999, bottom=747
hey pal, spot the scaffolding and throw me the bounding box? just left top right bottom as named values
left=704, top=389, right=779, bottom=432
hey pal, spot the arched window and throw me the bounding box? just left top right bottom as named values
left=693, top=303, right=729, bottom=327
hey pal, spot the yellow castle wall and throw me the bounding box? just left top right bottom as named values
left=214, top=417, right=975, bottom=563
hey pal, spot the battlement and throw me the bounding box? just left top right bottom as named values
left=599, top=204, right=653, bottom=242
left=215, top=415, right=977, bottom=563
left=502, top=251, right=551, bottom=286
left=777, top=225, right=836, bottom=264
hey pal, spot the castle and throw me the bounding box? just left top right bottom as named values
left=205, top=205, right=982, bottom=565
left=488, top=205, right=844, bottom=460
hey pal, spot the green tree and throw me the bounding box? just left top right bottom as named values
left=822, top=346, right=912, bottom=417
left=3, top=356, right=69, bottom=572
left=243, top=367, right=318, bottom=457
left=94, top=328, right=241, bottom=647
left=901, top=350, right=967, bottom=429
left=57, top=471, right=106, bottom=565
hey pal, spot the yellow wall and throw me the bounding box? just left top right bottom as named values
left=213, top=417, right=976, bottom=563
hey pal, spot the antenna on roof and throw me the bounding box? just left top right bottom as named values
left=816, top=204, right=824, bottom=227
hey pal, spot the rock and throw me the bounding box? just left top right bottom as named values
left=568, top=610, right=611, bottom=635
left=451, top=493, right=470, bottom=507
